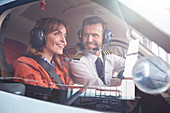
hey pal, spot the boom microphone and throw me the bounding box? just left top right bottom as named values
left=63, top=49, right=69, bottom=62
left=92, top=44, right=108, bottom=51
left=93, top=48, right=100, bottom=51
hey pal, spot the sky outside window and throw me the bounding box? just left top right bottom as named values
left=118, top=0, right=170, bottom=37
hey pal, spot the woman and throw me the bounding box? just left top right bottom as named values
left=13, top=17, right=73, bottom=89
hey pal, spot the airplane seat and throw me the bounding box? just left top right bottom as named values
left=0, top=38, right=27, bottom=77
left=3, top=38, right=27, bottom=65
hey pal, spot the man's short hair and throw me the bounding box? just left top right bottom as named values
left=82, top=16, right=107, bottom=31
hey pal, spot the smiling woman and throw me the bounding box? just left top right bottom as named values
left=13, top=17, right=73, bottom=89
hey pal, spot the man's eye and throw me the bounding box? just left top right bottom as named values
left=92, top=34, right=98, bottom=37
left=84, top=33, right=89, bottom=37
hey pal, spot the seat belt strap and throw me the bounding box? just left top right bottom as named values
left=30, top=55, right=67, bottom=90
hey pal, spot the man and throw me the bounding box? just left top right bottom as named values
left=70, top=16, right=125, bottom=86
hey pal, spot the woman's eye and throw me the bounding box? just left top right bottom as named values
left=54, top=32, right=60, bottom=35
left=65, top=35, right=68, bottom=38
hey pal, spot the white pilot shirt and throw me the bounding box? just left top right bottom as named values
left=69, top=49, right=125, bottom=86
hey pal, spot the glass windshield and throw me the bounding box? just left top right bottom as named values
left=0, top=0, right=15, bottom=6
left=119, top=0, right=170, bottom=36
left=0, top=0, right=169, bottom=113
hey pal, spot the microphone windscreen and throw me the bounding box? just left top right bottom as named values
left=63, top=57, right=69, bottom=62
left=93, top=48, right=99, bottom=51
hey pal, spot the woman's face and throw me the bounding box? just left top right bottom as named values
left=44, top=25, right=67, bottom=56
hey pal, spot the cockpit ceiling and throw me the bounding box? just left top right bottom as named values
left=20, top=0, right=108, bottom=23
left=12, top=0, right=128, bottom=46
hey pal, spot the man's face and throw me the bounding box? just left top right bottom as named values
left=82, top=23, right=103, bottom=54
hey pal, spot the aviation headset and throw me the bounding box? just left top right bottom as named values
left=77, top=16, right=112, bottom=44
left=30, top=18, right=46, bottom=48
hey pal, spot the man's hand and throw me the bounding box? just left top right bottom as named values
left=110, top=78, right=122, bottom=86
left=117, top=70, right=124, bottom=79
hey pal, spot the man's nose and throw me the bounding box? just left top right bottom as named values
left=87, top=35, right=93, bottom=42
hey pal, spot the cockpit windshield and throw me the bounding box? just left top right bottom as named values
left=0, top=0, right=170, bottom=113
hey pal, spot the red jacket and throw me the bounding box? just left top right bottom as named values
left=13, top=56, right=73, bottom=89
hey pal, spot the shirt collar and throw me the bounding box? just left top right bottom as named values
left=84, top=49, right=103, bottom=62
left=41, top=56, right=55, bottom=70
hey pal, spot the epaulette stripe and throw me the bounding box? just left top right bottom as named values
left=73, top=58, right=81, bottom=60
left=75, top=54, right=83, bottom=58
left=102, top=51, right=110, bottom=55
left=103, top=51, right=106, bottom=55
left=73, top=53, right=84, bottom=60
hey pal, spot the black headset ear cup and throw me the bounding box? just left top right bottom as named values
left=103, top=29, right=112, bottom=44
left=77, top=29, right=83, bottom=43
left=30, top=26, right=46, bottom=48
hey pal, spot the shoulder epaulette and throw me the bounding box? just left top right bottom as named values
left=102, top=51, right=112, bottom=55
left=73, top=53, right=84, bottom=60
